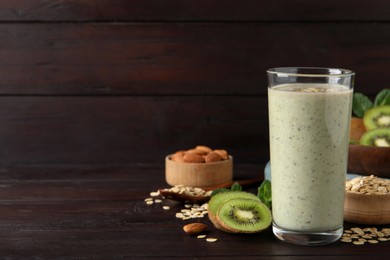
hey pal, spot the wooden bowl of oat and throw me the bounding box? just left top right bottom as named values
left=344, top=175, right=390, bottom=225
left=165, top=146, right=233, bottom=188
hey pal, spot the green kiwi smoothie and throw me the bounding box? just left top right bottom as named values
left=268, top=83, right=352, bottom=231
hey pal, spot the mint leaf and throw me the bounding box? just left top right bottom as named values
left=257, top=180, right=272, bottom=209
left=230, top=182, right=242, bottom=191
left=211, top=182, right=242, bottom=196
left=352, top=93, right=374, bottom=118
left=374, top=88, right=390, bottom=106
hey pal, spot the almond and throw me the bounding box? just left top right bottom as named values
left=205, top=151, right=223, bottom=163
left=196, top=145, right=213, bottom=153
left=171, top=152, right=185, bottom=162
left=214, top=149, right=229, bottom=160
left=170, top=146, right=230, bottom=163
left=187, top=148, right=208, bottom=155
left=183, top=223, right=207, bottom=235
left=183, top=152, right=205, bottom=163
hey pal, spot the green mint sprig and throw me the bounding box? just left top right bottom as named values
left=210, top=182, right=243, bottom=197
left=257, top=180, right=272, bottom=209
left=374, top=88, right=390, bottom=106
left=352, top=88, right=390, bottom=118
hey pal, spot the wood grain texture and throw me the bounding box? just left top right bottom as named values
left=0, top=96, right=269, bottom=165
left=0, top=165, right=389, bottom=259
left=0, top=0, right=389, bottom=21
left=0, top=23, right=389, bottom=95
left=0, top=23, right=390, bottom=95
left=0, top=2, right=388, bottom=258
left=0, top=1, right=389, bottom=166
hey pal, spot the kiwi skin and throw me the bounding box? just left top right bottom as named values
left=215, top=198, right=272, bottom=234
left=207, top=191, right=260, bottom=229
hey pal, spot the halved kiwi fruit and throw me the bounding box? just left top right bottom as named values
left=215, top=198, right=272, bottom=233
left=208, top=191, right=260, bottom=228
left=360, top=128, right=390, bottom=147
left=363, top=105, right=390, bottom=130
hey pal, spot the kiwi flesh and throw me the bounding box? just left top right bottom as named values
left=360, top=128, right=390, bottom=147
left=215, top=198, right=272, bottom=233
left=363, top=105, right=390, bottom=130
left=208, top=191, right=260, bottom=228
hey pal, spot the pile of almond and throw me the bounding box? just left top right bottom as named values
left=170, top=145, right=229, bottom=163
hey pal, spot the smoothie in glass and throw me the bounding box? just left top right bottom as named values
left=267, top=67, right=354, bottom=246
left=268, top=84, right=352, bottom=231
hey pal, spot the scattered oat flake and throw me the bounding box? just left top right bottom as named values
left=154, top=199, right=162, bottom=203
left=197, top=235, right=206, bottom=239
left=162, top=206, right=170, bottom=210
left=351, top=227, right=364, bottom=235
left=146, top=201, right=154, bottom=205
left=150, top=191, right=160, bottom=197
left=342, top=227, right=390, bottom=245
left=206, top=238, right=218, bottom=242
left=353, top=240, right=365, bottom=245
left=176, top=213, right=185, bottom=218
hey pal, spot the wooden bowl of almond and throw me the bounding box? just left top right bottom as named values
left=165, top=145, right=233, bottom=188
left=344, top=175, right=390, bottom=225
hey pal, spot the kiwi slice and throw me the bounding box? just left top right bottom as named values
left=360, top=128, right=390, bottom=147
left=208, top=191, right=260, bottom=228
left=215, top=198, right=272, bottom=233
left=363, top=105, right=390, bottom=130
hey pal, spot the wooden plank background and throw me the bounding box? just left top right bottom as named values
left=0, top=1, right=389, bottom=166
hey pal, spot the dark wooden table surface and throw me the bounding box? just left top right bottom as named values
left=0, top=164, right=388, bottom=259
left=0, top=1, right=389, bottom=259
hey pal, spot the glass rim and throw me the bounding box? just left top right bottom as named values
left=267, top=67, right=355, bottom=78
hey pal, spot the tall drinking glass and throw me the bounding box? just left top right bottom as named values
left=267, top=67, right=354, bottom=246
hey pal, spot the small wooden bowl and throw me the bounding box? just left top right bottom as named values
left=344, top=192, right=390, bottom=225
left=348, top=144, right=390, bottom=178
left=165, top=155, right=233, bottom=188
